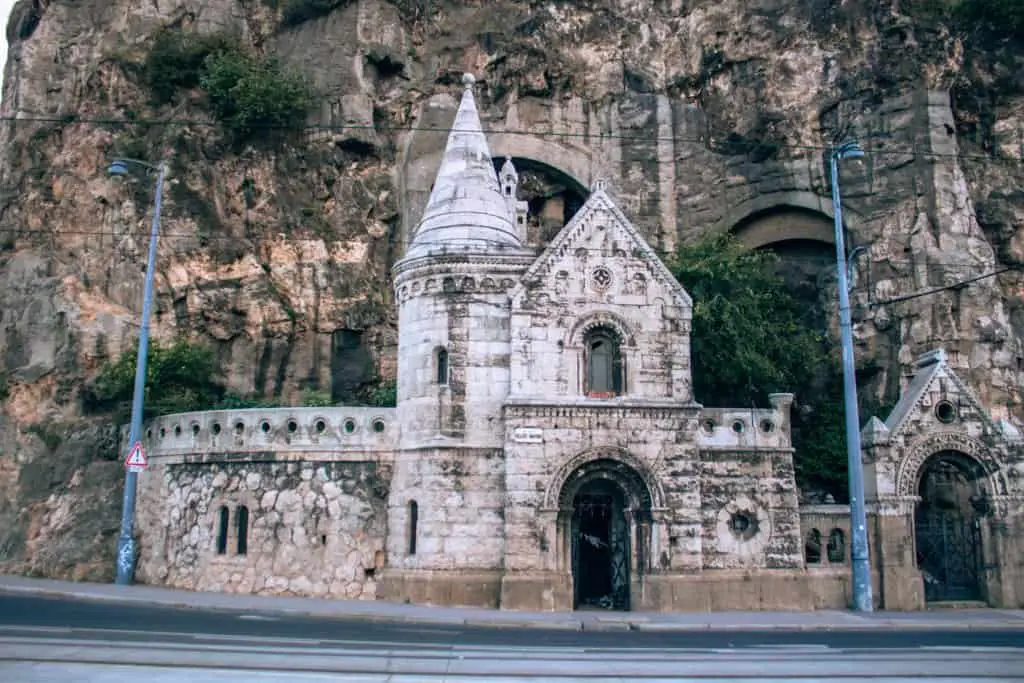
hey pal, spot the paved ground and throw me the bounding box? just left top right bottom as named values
left=2, top=593, right=1024, bottom=648
left=2, top=574, right=1023, bottom=632
left=1, top=592, right=1022, bottom=681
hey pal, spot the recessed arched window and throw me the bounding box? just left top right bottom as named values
left=436, top=347, right=449, bottom=385
left=216, top=506, right=229, bottom=555
left=827, top=528, right=846, bottom=563
left=584, top=326, right=623, bottom=397
left=408, top=500, right=419, bottom=555
left=805, top=528, right=822, bottom=564
left=236, top=505, right=249, bottom=556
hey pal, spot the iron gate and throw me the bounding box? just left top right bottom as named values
left=915, top=509, right=983, bottom=602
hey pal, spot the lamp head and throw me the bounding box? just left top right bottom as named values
left=107, top=160, right=130, bottom=178
left=835, top=141, right=865, bottom=160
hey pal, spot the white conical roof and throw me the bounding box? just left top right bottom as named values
left=404, top=74, right=523, bottom=260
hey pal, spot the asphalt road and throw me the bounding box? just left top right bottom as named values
left=0, top=592, right=1022, bottom=650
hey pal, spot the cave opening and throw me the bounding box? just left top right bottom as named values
left=491, top=157, right=589, bottom=248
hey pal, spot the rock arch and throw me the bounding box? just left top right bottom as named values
left=399, top=128, right=594, bottom=251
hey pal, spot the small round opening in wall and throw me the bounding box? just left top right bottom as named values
left=287, top=420, right=298, bottom=433
left=192, top=424, right=200, bottom=436
left=314, top=419, right=326, bottom=434
left=260, top=421, right=271, bottom=433
left=729, top=512, right=758, bottom=540
left=234, top=421, right=244, bottom=435
left=159, top=427, right=166, bottom=439
left=211, top=423, right=221, bottom=435
left=343, top=419, right=356, bottom=434
left=702, top=419, right=715, bottom=433
left=732, top=420, right=745, bottom=434
left=935, top=400, right=957, bottom=424
left=372, top=419, right=385, bottom=433
left=174, top=425, right=181, bottom=437
left=760, top=420, right=775, bottom=434
left=146, top=429, right=152, bottom=440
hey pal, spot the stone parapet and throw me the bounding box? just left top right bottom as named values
left=134, top=407, right=399, bottom=459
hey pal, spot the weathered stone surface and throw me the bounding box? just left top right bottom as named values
left=0, top=0, right=1022, bottom=598
left=136, top=457, right=388, bottom=599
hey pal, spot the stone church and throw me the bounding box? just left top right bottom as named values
left=134, top=75, right=1024, bottom=612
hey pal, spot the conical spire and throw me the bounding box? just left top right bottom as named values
left=405, top=74, right=523, bottom=259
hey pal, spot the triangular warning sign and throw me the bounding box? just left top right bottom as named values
left=125, top=441, right=148, bottom=471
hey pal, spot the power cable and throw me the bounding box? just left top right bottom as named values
left=1, top=224, right=1012, bottom=271
left=3, top=115, right=1017, bottom=163
left=868, top=265, right=1023, bottom=307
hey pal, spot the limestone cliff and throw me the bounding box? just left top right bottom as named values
left=0, top=0, right=1021, bottom=579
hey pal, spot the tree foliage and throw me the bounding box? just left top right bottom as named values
left=143, top=28, right=311, bottom=143
left=671, top=233, right=876, bottom=500
left=87, top=339, right=225, bottom=420
left=144, top=29, right=238, bottom=105
left=954, top=0, right=1024, bottom=38
left=670, top=233, right=829, bottom=407
left=201, top=51, right=311, bottom=143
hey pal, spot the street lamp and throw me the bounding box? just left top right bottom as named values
left=830, top=140, right=873, bottom=613
left=109, top=157, right=167, bottom=586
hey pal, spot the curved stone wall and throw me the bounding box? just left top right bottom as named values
left=133, top=406, right=397, bottom=600
left=137, top=406, right=399, bottom=457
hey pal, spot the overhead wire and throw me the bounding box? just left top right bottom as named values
left=3, top=114, right=1019, bottom=163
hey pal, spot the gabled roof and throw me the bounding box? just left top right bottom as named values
left=876, top=348, right=1000, bottom=442
left=402, top=74, right=525, bottom=261
left=510, top=181, right=692, bottom=310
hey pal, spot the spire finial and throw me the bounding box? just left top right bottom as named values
left=462, top=73, right=476, bottom=88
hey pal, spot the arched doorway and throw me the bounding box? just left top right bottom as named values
left=571, top=478, right=630, bottom=609
left=556, top=457, right=655, bottom=611
left=914, top=450, right=988, bottom=603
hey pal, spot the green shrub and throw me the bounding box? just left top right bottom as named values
left=201, top=51, right=312, bottom=143
left=299, top=389, right=335, bottom=407
left=363, top=379, right=397, bottom=408
left=280, top=0, right=351, bottom=28
left=144, top=29, right=238, bottom=105
left=87, top=339, right=225, bottom=420
left=671, top=233, right=873, bottom=500
left=954, top=0, right=1024, bottom=38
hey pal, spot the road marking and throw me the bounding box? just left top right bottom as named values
left=236, top=614, right=279, bottom=622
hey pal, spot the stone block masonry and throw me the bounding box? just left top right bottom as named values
left=135, top=457, right=388, bottom=600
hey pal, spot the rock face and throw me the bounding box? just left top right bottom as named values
left=0, top=0, right=1022, bottom=579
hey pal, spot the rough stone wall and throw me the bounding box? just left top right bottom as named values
left=136, top=457, right=388, bottom=598
left=384, top=447, right=506, bottom=571
left=502, top=404, right=701, bottom=573
left=394, top=256, right=532, bottom=448
left=698, top=448, right=803, bottom=570
left=2, top=0, right=1022, bottom=580
left=509, top=194, right=692, bottom=402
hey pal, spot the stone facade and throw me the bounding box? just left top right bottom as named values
left=133, top=77, right=1024, bottom=612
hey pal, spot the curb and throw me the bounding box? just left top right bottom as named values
left=3, top=585, right=1024, bottom=633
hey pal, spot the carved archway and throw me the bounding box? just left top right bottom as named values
left=566, top=311, right=637, bottom=349
left=896, top=432, right=1007, bottom=499
left=547, top=450, right=662, bottom=612
left=544, top=447, right=664, bottom=511
left=913, top=450, right=989, bottom=602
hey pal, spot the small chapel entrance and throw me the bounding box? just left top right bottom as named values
left=571, top=479, right=630, bottom=610
left=914, top=450, right=987, bottom=603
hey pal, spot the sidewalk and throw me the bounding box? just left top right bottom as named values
left=2, top=574, right=1023, bottom=632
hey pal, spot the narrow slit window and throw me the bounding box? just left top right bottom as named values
left=216, top=506, right=229, bottom=555
left=436, top=348, right=449, bottom=385
left=408, top=500, right=419, bottom=556
left=236, top=505, right=249, bottom=556
left=805, top=528, right=822, bottom=565
left=827, top=528, right=846, bottom=563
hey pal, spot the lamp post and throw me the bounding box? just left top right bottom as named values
left=830, top=140, right=873, bottom=613
left=109, top=157, right=166, bottom=586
